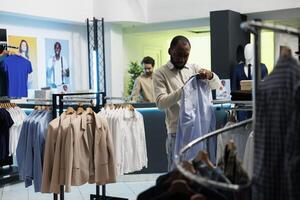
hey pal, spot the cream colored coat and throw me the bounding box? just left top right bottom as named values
left=41, top=112, right=116, bottom=193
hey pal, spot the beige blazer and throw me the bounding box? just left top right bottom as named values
left=64, top=112, right=116, bottom=191
left=49, top=113, right=76, bottom=193
left=41, top=117, right=60, bottom=193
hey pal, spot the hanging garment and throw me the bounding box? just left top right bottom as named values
left=218, top=142, right=249, bottom=185
left=243, top=132, right=254, bottom=178
left=0, top=108, right=14, bottom=159
left=99, top=107, right=148, bottom=175
left=174, top=76, right=216, bottom=165
left=42, top=111, right=117, bottom=193
left=216, top=121, right=252, bottom=165
left=253, top=57, right=300, bottom=200
left=16, top=110, right=52, bottom=192
left=1, top=55, right=32, bottom=97
left=6, top=106, right=27, bottom=155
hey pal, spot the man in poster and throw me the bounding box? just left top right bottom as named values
left=46, top=42, right=69, bottom=88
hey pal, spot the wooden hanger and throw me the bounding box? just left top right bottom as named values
left=66, top=107, right=75, bottom=115
left=76, top=103, right=85, bottom=115
left=127, top=104, right=135, bottom=111
left=194, top=150, right=215, bottom=169
left=86, top=107, right=94, bottom=115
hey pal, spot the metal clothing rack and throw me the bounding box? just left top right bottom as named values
left=51, top=92, right=127, bottom=200
left=212, top=100, right=253, bottom=111
left=175, top=118, right=253, bottom=191
left=175, top=21, right=300, bottom=192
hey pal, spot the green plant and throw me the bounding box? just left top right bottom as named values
left=127, top=61, right=143, bottom=96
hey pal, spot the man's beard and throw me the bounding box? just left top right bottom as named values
left=171, top=59, right=185, bottom=70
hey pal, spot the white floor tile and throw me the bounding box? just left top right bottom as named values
left=1, top=174, right=160, bottom=200
left=125, top=181, right=155, bottom=195
left=79, top=182, right=136, bottom=200
left=2, top=183, right=28, bottom=200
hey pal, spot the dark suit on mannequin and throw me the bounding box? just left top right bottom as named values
left=231, top=63, right=268, bottom=121
left=231, top=63, right=268, bottom=91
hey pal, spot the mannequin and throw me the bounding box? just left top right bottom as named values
left=231, top=43, right=268, bottom=91
left=231, top=43, right=268, bottom=121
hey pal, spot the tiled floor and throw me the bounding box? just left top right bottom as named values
left=0, top=174, right=161, bottom=200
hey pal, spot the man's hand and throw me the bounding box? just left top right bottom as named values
left=198, top=68, right=213, bottom=80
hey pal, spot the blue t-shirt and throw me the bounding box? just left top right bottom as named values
left=2, top=55, right=32, bottom=97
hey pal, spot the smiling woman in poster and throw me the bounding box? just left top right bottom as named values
left=19, top=39, right=30, bottom=59
left=18, top=39, right=33, bottom=88
left=46, top=42, right=70, bottom=88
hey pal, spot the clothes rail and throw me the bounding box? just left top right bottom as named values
left=241, top=20, right=300, bottom=125
left=175, top=20, right=300, bottom=194
left=51, top=92, right=127, bottom=200
left=175, top=118, right=253, bottom=191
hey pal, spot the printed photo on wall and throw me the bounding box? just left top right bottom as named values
left=8, top=35, right=37, bottom=89
left=45, top=38, right=70, bottom=89
left=216, top=79, right=231, bottom=100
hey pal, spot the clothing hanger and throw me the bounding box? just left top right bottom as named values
left=66, top=107, right=75, bottom=115
left=86, top=107, right=94, bottom=115
left=76, top=103, right=85, bottom=115
left=193, top=150, right=215, bottom=169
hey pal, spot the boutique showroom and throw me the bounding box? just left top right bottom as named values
left=1, top=0, right=300, bottom=200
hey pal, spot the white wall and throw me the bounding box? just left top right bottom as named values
left=93, top=0, right=147, bottom=23
left=147, top=0, right=300, bottom=23
left=0, top=0, right=93, bottom=23
left=0, top=14, right=89, bottom=93
left=104, top=23, right=125, bottom=97
left=274, top=33, right=299, bottom=61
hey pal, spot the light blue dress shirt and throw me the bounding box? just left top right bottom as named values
left=174, top=76, right=216, bottom=164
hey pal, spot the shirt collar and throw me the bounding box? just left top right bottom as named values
left=167, top=60, right=189, bottom=70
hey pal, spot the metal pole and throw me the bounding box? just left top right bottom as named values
left=52, top=94, right=57, bottom=118
left=94, top=17, right=100, bottom=93
left=253, top=28, right=261, bottom=128
left=60, top=185, right=64, bottom=200
left=87, top=18, right=92, bottom=89
left=58, top=95, right=64, bottom=115
left=101, top=18, right=107, bottom=95
left=102, top=185, right=106, bottom=199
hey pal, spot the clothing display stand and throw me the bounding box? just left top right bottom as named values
left=174, top=20, right=300, bottom=193
left=0, top=98, right=20, bottom=186
left=51, top=92, right=127, bottom=200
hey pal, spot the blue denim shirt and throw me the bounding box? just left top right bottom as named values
left=17, top=110, right=52, bottom=192
left=174, top=76, right=216, bottom=163
left=17, top=110, right=39, bottom=179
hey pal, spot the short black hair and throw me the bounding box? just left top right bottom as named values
left=141, top=56, right=155, bottom=67
left=170, top=35, right=191, bottom=49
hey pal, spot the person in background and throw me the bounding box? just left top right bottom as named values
left=153, top=35, right=221, bottom=171
left=18, top=40, right=29, bottom=60
left=131, top=56, right=155, bottom=102
left=47, top=42, right=69, bottom=88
